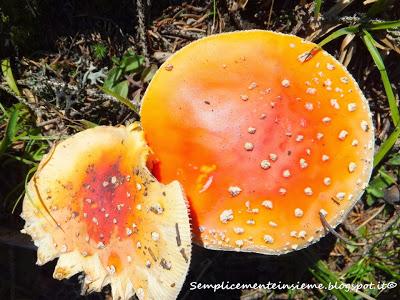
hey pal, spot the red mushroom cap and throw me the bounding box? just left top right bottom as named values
left=141, top=30, right=374, bottom=254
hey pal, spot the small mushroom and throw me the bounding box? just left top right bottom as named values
left=20, top=123, right=191, bottom=300
left=141, top=30, right=374, bottom=254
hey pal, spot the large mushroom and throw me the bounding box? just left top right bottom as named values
left=141, top=30, right=374, bottom=254
left=21, top=123, right=192, bottom=300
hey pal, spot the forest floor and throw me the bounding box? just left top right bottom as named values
left=0, top=1, right=399, bottom=299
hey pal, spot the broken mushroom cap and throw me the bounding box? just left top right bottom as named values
left=21, top=123, right=191, bottom=300
left=141, top=30, right=374, bottom=254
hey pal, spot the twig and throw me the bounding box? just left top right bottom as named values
left=267, top=0, right=275, bottom=29
left=356, top=204, right=385, bottom=230
left=319, top=212, right=365, bottom=246
left=136, top=0, right=149, bottom=65
left=361, top=209, right=399, bottom=257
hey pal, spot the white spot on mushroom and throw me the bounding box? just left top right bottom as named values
left=361, top=120, right=369, bottom=132
left=127, top=256, right=132, bottom=263
left=326, top=63, right=335, bottom=70
left=97, top=242, right=105, bottom=249
left=248, top=127, right=256, bottom=134
left=320, top=209, right=328, bottom=217
left=136, top=241, right=142, bottom=249
left=60, top=244, right=68, bottom=253
left=220, top=209, right=234, bottom=223
left=348, top=162, right=357, bottom=173
left=348, top=103, right=357, bottom=112
left=335, top=87, right=343, bottom=93
left=102, top=181, right=109, bottom=187
left=323, top=177, right=331, bottom=186
left=248, top=82, right=257, bottom=90
left=338, top=130, right=348, bottom=140
left=281, top=79, right=290, bottom=87
left=233, top=227, right=245, bottom=234
left=322, top=154, right=330, bottom=162
left=324, top=79, right=332, bottom=87
left=92, top=217, right=98, bottom=225
left=235, top=240, right=244, bottom=247
left=111, top=176, right=117, bottom=184
left=260, top=160, right=271, bottom=170
left=263, top=235, right=274, bottom=244
left=289, top=43, right=296, bottom=48
left=298, top=230, right=307, bottom=238
left=352, top=139, right=359, bottom=146
left=126, top=228, right=133, bottom=236
left=291, top=244, right=298, bottom=250
left=85, top=198, right=92, bottom=204
left=262, top=200, right=273, bottom=209
left=306, top=88, right=316, bottom=95
left=228, top=186, right=242, bottom=197
left=113, top=218, right=117, bottom=224
left=279, top=188, right=287, bottom=195
left=294, top=208, right=304, bottom=217
left=336, top=192, right=346, bottom=200
left=244, top=142, right=254, bottom=151
left=246, top=219, right=255, bottom=225
left=151, top=231, right=160, bottom=241
left=164, top=64, right=173, bottom=71
left=330, top=99, right=340, bottom=109
left=269, top=221, right=278, bottom=227
left=300, top=158, right=308, bottom=169
left=305, top=102, right=314, bottom=111
left=340, top=76, right=349, bottom=84
left=282, top=169, right=291, bottom=178
left=306, top=148, right=311, bottom=156
left=304, top=187, right=313, bottom=196
left=316, top=132, right=324, bottom=140
left=290, top=231, right=297, bottom=237
left=322, top=117, right=331, bottom=123
left=295, top=135, right=304, bottom=142
left=240, top=94, right=249, bottom=101
left=136, top=183, right=142, bottom=191
left=146, top=260, right=151, bottom=268
left=269, top=153, right=278, bottom=161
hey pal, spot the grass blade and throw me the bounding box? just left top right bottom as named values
left=373, top=121, right=400, bottom=167
left=99, top=86, right=138, bottom=113
left=1, top=59, right=21, bottom=96
left=0, top=108, right=19, bottom=155
left=368, top=20, right=400, bottom=31
left=362, top=30, right=400, bottom=125
left=318, top=26, right=359, bottom=48
left=309, top=260, right=354, bottom=300
left=314, top=0, right=323, bottom=18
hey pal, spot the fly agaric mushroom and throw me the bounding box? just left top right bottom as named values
left=141, top=30, right=374, bottom=254
left=21, top=123, right=191, bottom=300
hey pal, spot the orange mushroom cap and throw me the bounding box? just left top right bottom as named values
left=141, top=30, right=374, bottom=254
left=21, top=123, right=192, bottom=300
